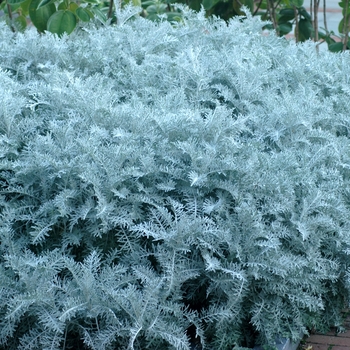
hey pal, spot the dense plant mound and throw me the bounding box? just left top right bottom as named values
left=1, top=8, right=350, bottom=349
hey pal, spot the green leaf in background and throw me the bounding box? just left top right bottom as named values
left=84, top=8, right=94, bottom=19
left=14, top=14, right=27, bottom=31
left=36, top=0, right=54, bottom=9
left=318, top=30, right=336, bottom=47
left=338, top=17, right=344, bottom=33
left=91, top=7, right=106, bottom=23
left=6, top=0, right=28, bottom=5
left=299, top=7, right=311, bottom=19
left=341, top=6, right=350, bottom=15
left=338, top=16, right=350, bottom=33
left=58, top=1, right=67, bottom=9
left=76, top=7, right=91, bottom=22
left=47, top=10, right=77, bottom=35
left=202, top=0, right=220, bottom=10
left=69, top=2, right=78, bottom=12
left=297, top=18, right=313, bottom=41
left=3, top=2, right=21, bottom=12
left=133, top=0, right=142, bottom=6
left=57, top=0, right=68, bottom=9
left=328, top=42, right=343, bottom=52
left=20, top=0, right=32, bottom=16
left=123, top=0, right=141, bottom=5
left=29, top=0, right=56, bottom=32
left=259, top=0, right=267, bottom=10
left=278, top=9, right=295, bottom=23
left=263, top=23, right=274, bottom=30
left=278, top=22, right=293, bottom=35
left=166, top=11, right=182, bottom=22
left=147, top=3, right=167, bottom=13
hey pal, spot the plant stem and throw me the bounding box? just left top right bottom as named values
left=313, top=0, right=320, bottom=53
left=6, top=1, right=16, bottom=32
left=343, top=0, right=350, bottom=50
left=253, top=0, right=263, bottom=16
left=323, top=0, right=328, bottom=33
left=267, top=0, right=278, bottom=35
left=294, top=6, right=299, bottom=43
left=108, top=0, right=114, bottom=19
left=310, top=0, right=313, bottom=25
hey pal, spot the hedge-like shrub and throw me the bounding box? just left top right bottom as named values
left=1, top=8, right=350, bottom=349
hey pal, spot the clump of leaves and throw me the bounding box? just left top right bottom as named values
left=1, top=0, right=99, bottom=34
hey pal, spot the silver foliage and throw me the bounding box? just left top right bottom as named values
left=1, top=7, right=350, bottom=349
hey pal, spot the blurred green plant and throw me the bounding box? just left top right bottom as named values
left=0, top=0, right=105, bottom=34
left=0, top=0, right=183, bottom=34
left=298, top=0, right=350, bottom=52
left=330, top=0, right=350, bottom=51
left=136, top=0, right=182, bottom=21
left=137, top=0, right=350, bottom=52
left=0, top=0, right=349, bottom=50
left=192, top=0, right=350, bottom=51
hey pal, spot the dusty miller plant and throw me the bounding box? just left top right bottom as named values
left=1, top=6, right=350, bottom=350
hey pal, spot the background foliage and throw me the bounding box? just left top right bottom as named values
left=1, top=7, right=350, bottom=350
left=1, top=0, right=350, bottom=51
